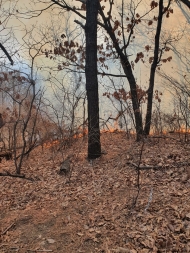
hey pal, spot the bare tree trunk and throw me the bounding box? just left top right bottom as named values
left=144, top=0, right=165, bottom=135
left=97, top=4, right=143, bottom=140
left=121, top=58, right=143, bottom=140
left=85, top=0, right=101, bottom=159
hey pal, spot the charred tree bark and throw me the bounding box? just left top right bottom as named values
left=85, top=0, right=101, bottom=159
left=144, top=0, right=165, bottom=135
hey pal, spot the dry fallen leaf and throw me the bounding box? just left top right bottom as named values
left=46, top=238, right=55, bottom=244
left=0, top=133, right=190, bottom=253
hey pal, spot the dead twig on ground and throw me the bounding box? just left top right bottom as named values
left=1, top=221, right=16, bottom=235
left=127, top=161, right=163, bottom=170
left=127, top=161, right=190, bottom=170
left=27, top=250, right=53, bottom=252
left=148, top=134, right=186, bottom=141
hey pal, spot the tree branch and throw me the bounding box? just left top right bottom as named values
left=74, top=19, right=85, bottom=29
left=0, top=171, right=34, bottom=181
left=180, top=0, right=190, bottom=8
left=50, top=0, right=106, bottom=29
left=76, top=0, right=86, bottom=3
left=0, top=43, right=13, bottom=65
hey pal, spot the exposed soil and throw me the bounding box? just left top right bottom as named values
left=0, top=132, right=190, bottom=253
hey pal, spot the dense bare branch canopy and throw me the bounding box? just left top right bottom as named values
left=11, top=0, right=189, bottom=140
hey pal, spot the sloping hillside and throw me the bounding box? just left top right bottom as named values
left=0, top=132, right=190, bottom=253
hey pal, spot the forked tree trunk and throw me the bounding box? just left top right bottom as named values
left=85, top=0, right=101, bottom=159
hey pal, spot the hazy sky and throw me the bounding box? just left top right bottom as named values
left=4, top=0, right=190, bottom=117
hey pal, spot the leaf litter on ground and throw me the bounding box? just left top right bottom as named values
left=0, top=132, right=190, bottom=253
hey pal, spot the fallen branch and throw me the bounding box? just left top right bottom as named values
left=1, top=221, right=15, bottom=235
left=0, top=171, right=34, bottom=181
left=127, top=162, right=165, bottom=170
left=148, top=135, right=178, bottom=141
left=127, top=161, right=190, bottom=170
left=10, top=247, right=19, bottom=251
left=27, top=250, right=53, bottom=252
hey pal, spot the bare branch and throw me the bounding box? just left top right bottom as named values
left=76, top=0, right=86, bottom=3
left=0, top=43, right=14, bottom=65
left=180, top=0, right=190, bottom=8
left=74, top=19, right=85, bottom=29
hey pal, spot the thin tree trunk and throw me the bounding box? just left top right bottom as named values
left=121, top=57, right=143, bottom=140
left=97, top=4, right=143, bottom=140
left=85, top=0, right=101, bottom=159
left=144, top=0, right=164, bottom=135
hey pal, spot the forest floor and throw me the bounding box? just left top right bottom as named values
left=0, top=132, right=190, bottom=253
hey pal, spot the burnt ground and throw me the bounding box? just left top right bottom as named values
left=0, top=132, right=190, bottom=253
